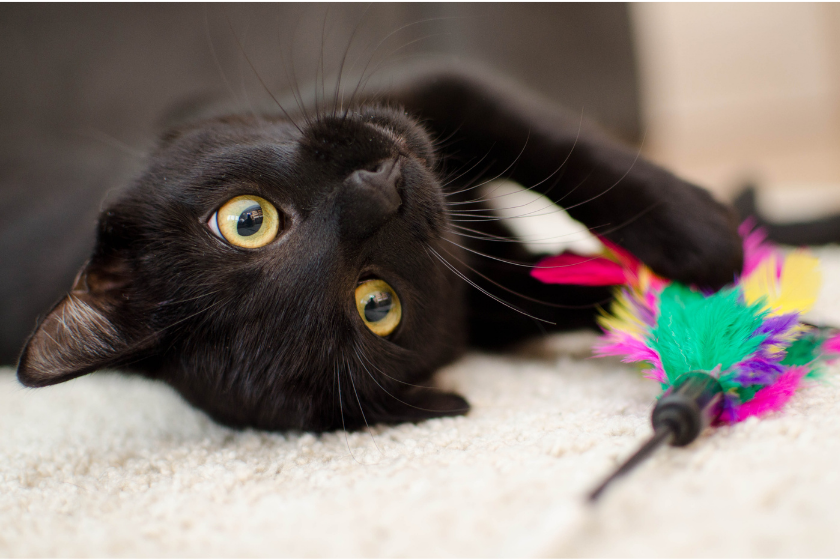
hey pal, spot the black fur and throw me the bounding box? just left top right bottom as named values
left=15, top=66, right=743, bottom=431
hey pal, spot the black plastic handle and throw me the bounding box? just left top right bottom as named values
left=588, top=371, right=723, bottom=502
left=653, top=371, right=723, bottom=446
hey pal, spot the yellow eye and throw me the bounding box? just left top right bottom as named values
left=210, top=195, right=280, bottom=249
left=355, top=279, right=402, bottom=337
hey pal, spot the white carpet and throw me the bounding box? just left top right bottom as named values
left=3, top=247, right=840, bottom=558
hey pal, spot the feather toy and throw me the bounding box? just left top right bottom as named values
left=532, top=220, right=840, bottom=499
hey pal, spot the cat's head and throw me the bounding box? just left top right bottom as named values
left=17, top=106, right=470, bottom=431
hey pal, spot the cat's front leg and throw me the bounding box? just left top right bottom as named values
left=380, top=64, right=743, bottom=289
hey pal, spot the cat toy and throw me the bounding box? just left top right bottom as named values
left=532, top=220, right=840, bottom=501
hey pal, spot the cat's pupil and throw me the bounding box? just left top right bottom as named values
left=237, top=205, right=263, bottom=236
left=364, top=292, right=393, bottom=322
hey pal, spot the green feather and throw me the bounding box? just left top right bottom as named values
left=648, top=284, right=770, bottom=385
left=734, top=384, right=761, bottom=403
left=781, top=330, right=820, bottom=367
left=782, top=329, right=829, bottom=379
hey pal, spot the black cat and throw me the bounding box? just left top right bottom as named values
left=15, top=65, right=743, bottom=431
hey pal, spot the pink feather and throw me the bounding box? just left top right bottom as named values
left=593, top=332, right=667, bottom=383
left=724, top=366, right=808, bottom=423
left=822, top=331, right=840, bottom=356
left=739, top=219, right=781, bottom=278
left=531, top=253, right=629, bottom=286
left=598, top=237, right=642, bottom=274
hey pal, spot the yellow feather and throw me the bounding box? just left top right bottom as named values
left=597, top=263, right=666, bottom=336
left=742, top=250, right=821, bottom=316
left=598, top=290, right=643, bottom=336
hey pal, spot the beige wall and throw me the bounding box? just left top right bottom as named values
left=631, top=3, right=840, bottom=201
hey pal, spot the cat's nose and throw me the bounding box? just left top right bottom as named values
left=338, top=159, right=402, bottom=240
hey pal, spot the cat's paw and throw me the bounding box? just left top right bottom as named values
left=607, top=182, right=743, bottom=291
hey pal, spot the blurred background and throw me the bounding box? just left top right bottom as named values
left=1, top=3, right=839, bottom=359
left=633, top=3, right=840, bottom=216
left=0, top=3, right=642, bottom=166
left=6, top=3, right=839, bottom=197
left=4, top=3, right=838, bottom=214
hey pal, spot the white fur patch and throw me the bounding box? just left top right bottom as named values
left=480, top=180, right=603, bottom=255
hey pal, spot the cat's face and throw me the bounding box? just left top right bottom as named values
left=18, top=106, right=469, bottom=431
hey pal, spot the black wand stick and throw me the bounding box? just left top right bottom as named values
left=588, top=371, right=724, bottom=502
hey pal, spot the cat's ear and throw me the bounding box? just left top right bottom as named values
left=376, top=388, right=470, bottom=424
left=17, top=253, right=150, bottom=387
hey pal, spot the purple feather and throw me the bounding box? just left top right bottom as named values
left=733, top=357, right=786, bottom=386
left=730, top=313, right=800, bottom=386
left=752, top=313, right=800, bottom=346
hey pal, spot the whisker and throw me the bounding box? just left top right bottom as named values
left=344, top=354, right=383, bottom=460
left=428, top=121, right=466, bottom=150
left=445, top=188, right=550, bottom=212
left=353, top=346, right=466, bottom=413
left=344, top=16, right=469, bottom=111
left=446, top=223, right=609, bottom=245
left=111, top=293, right=234, bottom=373
left=155, top=296, right=229, bottom=337
left=315, top=6, right=330, bottom=118
left=285, top=20, right=315, bottom=128
left=336, top=362, right=363, bottom=465
left=204, top=6, right=240, bottom=106
left=444, top=173, right=565, bottom=210
left=446, top=189, right=579, bottom=220
left=444, top=170, right=596, bottom=223
left=425, top=244, right=554, bottom=324
left=78, top=129, right=145, bottom=158
left=441, top=157, right=498, bottom=193
left=233, top=10, right=264, bottom=131
left=332, top=4, right=373, bottom=118
left=440, top=236, right=601, bottom=269
left=352, top=344, right=440, bottom=390
left=445, top=111, right=582, bottom=207
left=437, top=244, right=612, bottom=310
left=203, top=5, right=262, bottom=123
left=562, top=133, right=646, bottom=212
left=438, top=149, right=494, bottom=190
left=351, top=32, right=454, bottom=97
left=157, top=288, right=225, bottom=307
left=444, top=131, right=531, bottom=197
left=444, top=196, right=550, bottom=214
left=222, top=6, right=303, bottom=135
left=445, top=203, right=594, bottom=223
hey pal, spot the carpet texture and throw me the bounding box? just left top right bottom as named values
left=3, top=246, right=840, bottom=557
